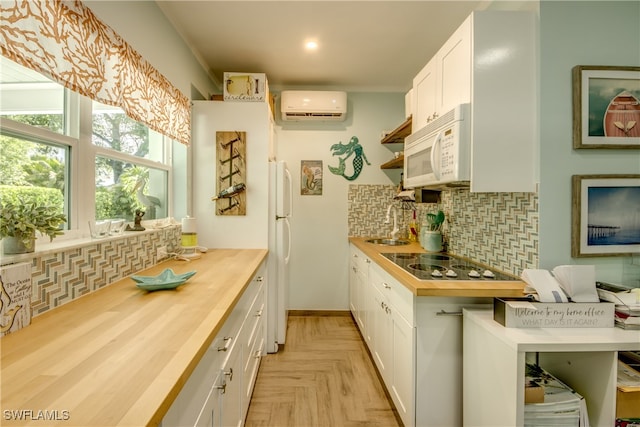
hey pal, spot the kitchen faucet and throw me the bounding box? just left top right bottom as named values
left=385, top=204, right=400, bottom=240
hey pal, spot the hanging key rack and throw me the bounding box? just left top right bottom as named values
left=214, top=131, right=246, bottom=215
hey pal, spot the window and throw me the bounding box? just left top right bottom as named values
left=0, top=56, right=172, bottom=237
left=92, top=102, right=170, bottom=221
left=0, top=57, right=70, bottom=226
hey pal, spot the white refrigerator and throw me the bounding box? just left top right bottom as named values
left=267, top=160, right=291, bottom=352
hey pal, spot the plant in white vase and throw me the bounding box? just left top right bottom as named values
left=421, top=210, right=445, bottom=252
left=0, top=199, right=67, bottom=254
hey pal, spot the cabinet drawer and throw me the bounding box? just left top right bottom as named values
left=350, top=247, right=370, bottom=274
left=244, top=332, right=264, bottom=403
left=371, top=264, right=414, bottom=324
left=242, top=285, right=265, bottom=374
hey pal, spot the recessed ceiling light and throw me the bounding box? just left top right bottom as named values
left=305, top=40, right=318, bottom=50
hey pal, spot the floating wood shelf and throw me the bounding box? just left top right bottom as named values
left=381, top=116, right=412, bottom=145
left=380, top=155, right=404, bottom=170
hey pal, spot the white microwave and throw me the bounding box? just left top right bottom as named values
left=404, top=103, right=471, bottom=189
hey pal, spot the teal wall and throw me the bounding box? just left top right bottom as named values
left=539, top=1, right=640, bottom=284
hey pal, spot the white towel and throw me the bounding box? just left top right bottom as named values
left=521, top=269, right=569, bottom=303
left=552, top=265, right=599, bottom=303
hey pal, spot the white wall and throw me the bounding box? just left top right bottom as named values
left=192, top=101, right=271, bottom=249
left=275, top=92, right=405, bottom=310
left=539, top=1, right=640, bottom=283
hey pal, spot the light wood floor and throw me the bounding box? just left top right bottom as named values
left=245, top=312, right=401, bottom=427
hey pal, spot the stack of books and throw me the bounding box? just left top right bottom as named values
left=525, top=363, right=589, bottom=426
left=596, top=282, right=640, bottom=330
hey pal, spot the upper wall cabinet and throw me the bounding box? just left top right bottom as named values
left=413, top=19, right=471, bottom=131
left=412, top=11, right=537, bottom=192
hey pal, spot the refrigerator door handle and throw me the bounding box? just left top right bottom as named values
left=284, top=167, right=293, bottom=217
left=283, top=217, right=291, bottom=264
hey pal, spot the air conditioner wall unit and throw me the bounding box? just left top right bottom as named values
left=280, top=90, right=347, bottom=121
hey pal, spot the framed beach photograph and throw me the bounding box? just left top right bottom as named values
left=572, top=65, right=640, bottom=148
left=572, top=174, right=640, bottom=257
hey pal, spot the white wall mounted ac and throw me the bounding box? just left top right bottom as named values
left=280, top=90, right=347, bottom=121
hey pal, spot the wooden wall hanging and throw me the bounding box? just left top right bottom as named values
left=213, top=131, right=246, bottom=215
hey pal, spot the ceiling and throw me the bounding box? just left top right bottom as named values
left=156, top=1, right=493, bottom=93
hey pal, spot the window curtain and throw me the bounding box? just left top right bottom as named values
left=0, top=0, right=191, bottom=146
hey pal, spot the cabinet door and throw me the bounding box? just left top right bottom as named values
left=195, top=374, right=222, bottom=427
left=437, top=15, right=471, bottom=114
left=363, top=275, right=375, bottom=348
left=370, top=282, right=392, bottom=383
left=412, top=58, right=437, bottom=131
left=349, top=255, right=358, bottom=317
left=355, top=265, right=367, bottom=331
left=220, top=342, right=243, bottom=427
left=391, top=310, right=415, bottom=427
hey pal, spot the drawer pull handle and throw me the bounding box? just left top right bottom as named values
left=217, top=336, right=233, bottom=352
left=383, top=283, right=391, bottom=289
left=255, top=310, right=263, bottom=317
left=256, top=276, right=264, bottom=282
left=436, top=310, right=463, bottom=316
left=224, top=368, right=233, bottom=381
left=254, top=350, right=261, bottom=358
left=215, top=383, right=226, bottom=394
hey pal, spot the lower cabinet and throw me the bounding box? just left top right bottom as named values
left=368, top=263, right=415, bottom=427
left=349, top=246, right=370, bottom=333
left=414, top=296, right=489, bottom=427
left=162, top=263, right=266, bottom=427
left=350, top=244, right=491, bottom=427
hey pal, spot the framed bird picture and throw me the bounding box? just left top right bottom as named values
left=572, top=65, right=640, bottom=148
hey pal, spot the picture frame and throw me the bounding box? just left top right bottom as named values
left=571, top=174, right=640, bottom=257
left=572, top=65, right=640, bottom=149
left=301, top=160, right=323, bottom=195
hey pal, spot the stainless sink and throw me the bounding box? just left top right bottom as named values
left=365, top=238, right=410, bottom=246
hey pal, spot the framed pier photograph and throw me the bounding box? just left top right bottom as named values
left=572, top=174, right=640, bottom=257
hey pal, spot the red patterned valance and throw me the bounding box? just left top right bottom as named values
left=0, top=0, right=191, bottom=146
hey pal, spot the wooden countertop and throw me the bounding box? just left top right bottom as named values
left=349, top=237, right=526, bottom=297
left=0, top=249, right=268, bottom=427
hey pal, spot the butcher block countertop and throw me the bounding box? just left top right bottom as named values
left=349, top=237, right=526, bottom=298
left=0, top=249, right=267, bottom=427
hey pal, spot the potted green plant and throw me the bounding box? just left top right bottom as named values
left=421, top=210, right=445, bottom=252
left=0, top=199, right=67, bottom=254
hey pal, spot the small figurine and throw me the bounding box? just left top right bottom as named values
left=125, top=209, right=146, bottom=231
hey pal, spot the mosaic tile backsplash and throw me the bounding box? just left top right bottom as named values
left=12, top=226, right=181, bottom=317
left=348, top=185, right=538, bottom=276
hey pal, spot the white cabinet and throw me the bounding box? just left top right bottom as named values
left=368, top=264, right=415, bottom=427
left=414, top=297, right=489, bottom=427
left=349, top=247, right=370, bottom=334
left=162, top=263, right=266, bottom=427
left=411, top=11, right=537, bottom=192
left=349, top=245, right=495, bottom=427
left=219, top=340, right=243, bottom=427
left=413, top=18, right=471, bottom=131
left=463, top=309, right=640, bottom=427
left=412, top=59, right=438, bottom=132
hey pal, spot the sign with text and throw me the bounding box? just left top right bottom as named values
left=1, top=262, right=32, bottom=336
left=494, top=298, right=614, bottom=328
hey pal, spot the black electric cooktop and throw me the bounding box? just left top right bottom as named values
left=380, top=253, right=516, bottom=281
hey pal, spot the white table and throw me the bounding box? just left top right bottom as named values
left=463, top=308, right=640, bottom=426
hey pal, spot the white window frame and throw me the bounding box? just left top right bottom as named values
left=0, top=90, right=173, bottom=244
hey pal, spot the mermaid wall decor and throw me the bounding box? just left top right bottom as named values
left=327, top=136, right=370, bottom=181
